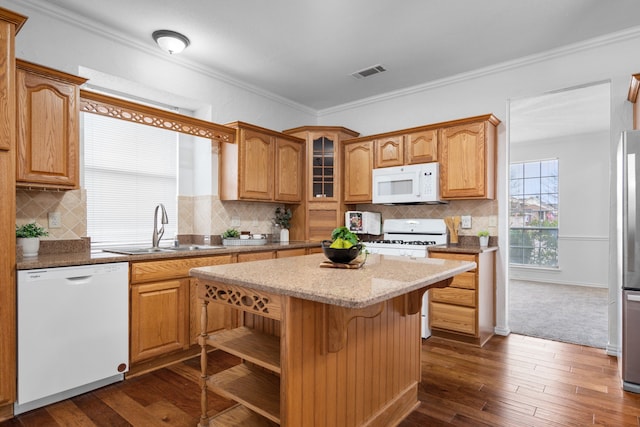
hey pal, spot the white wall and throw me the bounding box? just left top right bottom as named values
left=510, top=131, right=610, bottom=288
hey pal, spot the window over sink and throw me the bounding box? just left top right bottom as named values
left=84, top=113, right=178, bottom=246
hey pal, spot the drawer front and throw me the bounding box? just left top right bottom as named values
left=431, top=287, right=476, bottom=307
left=429, top=252, right=477, bottom=271
left=450, top=271, right=477, bottom=290
left=237, top=251, right=274, bottom=262
left=430, top=302, right=476, bottom=335
left=131, top=255, right=233, bottom=283
left=276, top=248, right=307, bottom=258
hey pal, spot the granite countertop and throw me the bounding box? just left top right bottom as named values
left=190, top=253, right=476, bottom=308
left=16, top=241, right=320, bottom=270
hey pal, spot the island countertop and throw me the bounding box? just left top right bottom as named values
left=190, top=252, right=476, bottom=308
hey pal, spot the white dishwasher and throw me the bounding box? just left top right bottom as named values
left=15, top=262, right=129, bottom=415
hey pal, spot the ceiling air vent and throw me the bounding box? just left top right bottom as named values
left=351, top=64, right=387, bottom=79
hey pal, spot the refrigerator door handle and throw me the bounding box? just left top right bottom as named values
left=628, top=153, right=636, bottom=271
left=628, top=294, right=640, bottom=302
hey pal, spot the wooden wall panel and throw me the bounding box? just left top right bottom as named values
left=281, top=296, right=420, bottom=426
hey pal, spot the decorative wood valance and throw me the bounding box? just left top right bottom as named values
left=79, top=89, right=235, bottom=143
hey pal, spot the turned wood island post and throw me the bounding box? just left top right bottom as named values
left=192, top=253, right=475, bottom=427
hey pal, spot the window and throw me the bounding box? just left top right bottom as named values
left=509, top=159, right=559, bottom=267
left=84, top=113, right=178, bottom=246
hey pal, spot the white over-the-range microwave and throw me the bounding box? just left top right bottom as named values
left=372, top=162, right=443, bottom=204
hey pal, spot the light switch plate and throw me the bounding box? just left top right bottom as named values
left=460, top=215, right=472, bottom=229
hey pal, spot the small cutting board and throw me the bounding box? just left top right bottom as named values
left=319, top=258, right=366, bottom=269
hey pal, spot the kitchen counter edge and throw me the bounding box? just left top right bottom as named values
left=428, top=244, right=499, bottom=255
left=16, top=241, right=320, bottom=270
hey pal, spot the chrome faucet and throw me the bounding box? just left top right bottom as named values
left=152, top=203, right=169, bottom=249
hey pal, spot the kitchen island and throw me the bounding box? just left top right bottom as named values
left=191, top=253, right=475, bottom=427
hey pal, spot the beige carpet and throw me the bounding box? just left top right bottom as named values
left=508, top=280, right=608, bottom=348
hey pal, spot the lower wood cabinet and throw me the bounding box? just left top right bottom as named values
left=130, top=278, right=189, bottom=363
left=129, top=255, right=233, bottom=365
left=429, top=251, right=495, bottom=346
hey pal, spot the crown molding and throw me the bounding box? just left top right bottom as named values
left=318, top=25, right=640, bottom=117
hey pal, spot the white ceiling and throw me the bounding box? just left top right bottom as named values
left=26, top=0, right=640, bottom=111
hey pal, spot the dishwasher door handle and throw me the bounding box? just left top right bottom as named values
left=65, top=275, right=93, bottom=285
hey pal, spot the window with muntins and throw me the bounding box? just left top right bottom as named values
left=509, top=159, right=559, bottom=267
left=84, top=113, right=178, bottom=246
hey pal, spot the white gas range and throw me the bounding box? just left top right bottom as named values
left=363, top=218, right=448, bottom=339
left=364, top=218, right=448, bottom=257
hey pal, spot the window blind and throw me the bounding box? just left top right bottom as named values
left=84, top=113, right=178, bottom=246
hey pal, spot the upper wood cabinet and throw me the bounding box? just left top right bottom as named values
left=282, top=126, right=359, bottom=242
left=343, top=140, right=374, bottom=203
left=406, top=129, right=438, bottom=164
left=16, top=59, right=87, bottom=190
left=439, top=115, right=500, bottom=200
left=374, top=135, right=404, bottom=168
left=275, top=137, right=304, bottom=202
left=222, top=122, right=304, bottom=203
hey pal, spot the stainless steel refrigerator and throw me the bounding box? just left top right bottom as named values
left=617, top=130, right=640, bottom=393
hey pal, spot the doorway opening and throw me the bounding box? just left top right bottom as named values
left=508, top=82, right=610, bottom=348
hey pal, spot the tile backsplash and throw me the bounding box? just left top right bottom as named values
left=16, top=189, right=499, bottom=243
left=355, top=199, right=499, bottom=236
left=16, top=189, right=87, bottom=239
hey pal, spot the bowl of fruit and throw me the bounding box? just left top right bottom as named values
left=321, top=227, right=364, bottom=264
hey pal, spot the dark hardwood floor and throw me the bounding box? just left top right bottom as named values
left=2, top=334, right=640, bottom=426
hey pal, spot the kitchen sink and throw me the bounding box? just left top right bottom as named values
left=170, top=245, right=226, bottom=251
left=102, top=245, right=225, bottom=255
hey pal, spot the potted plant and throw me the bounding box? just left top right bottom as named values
left=16, top=222, right=49, bottom=257
left=274, top=207, right=292, bottom=243
left=478, top=230, right=490, bottom=247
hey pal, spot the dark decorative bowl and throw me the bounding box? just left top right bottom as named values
left=321, top=240, right=363, bottom=264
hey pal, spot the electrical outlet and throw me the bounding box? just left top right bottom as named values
left=461, top=215, right=472, bottom=229
left=489, top=215, right=498, bottom=227
left=252, top=219, right=259, bottom=227
left=48, top=212, right=62, bottom=228
left=231, top=217, right=241, bottom=227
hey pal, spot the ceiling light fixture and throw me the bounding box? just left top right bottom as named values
left=152, top=30, right=190, bottom=55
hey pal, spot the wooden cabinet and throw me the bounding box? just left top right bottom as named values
left=15, top=59, right=87, bottom=190
left=0, top=8, right=28, bottom=415
left=373, top=129, right=438, bottom=168
left=129, top=255, right=233, bottom=364
left=439, top=115, right=500, bottom=200
left=130, top=278, right=189, bottom=363
left=222, top=122, right=304, bottom=203
left=275, top=137, right=304, bottom=202
left=282, top=126, right=360, bottom=242
left=343, top=139, right=374, bottom=203
left=406, top=128, right=438, bottom=164
left=428, top=251, right=495, bottom=347
left=374, top=135, right=404, bottom=168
